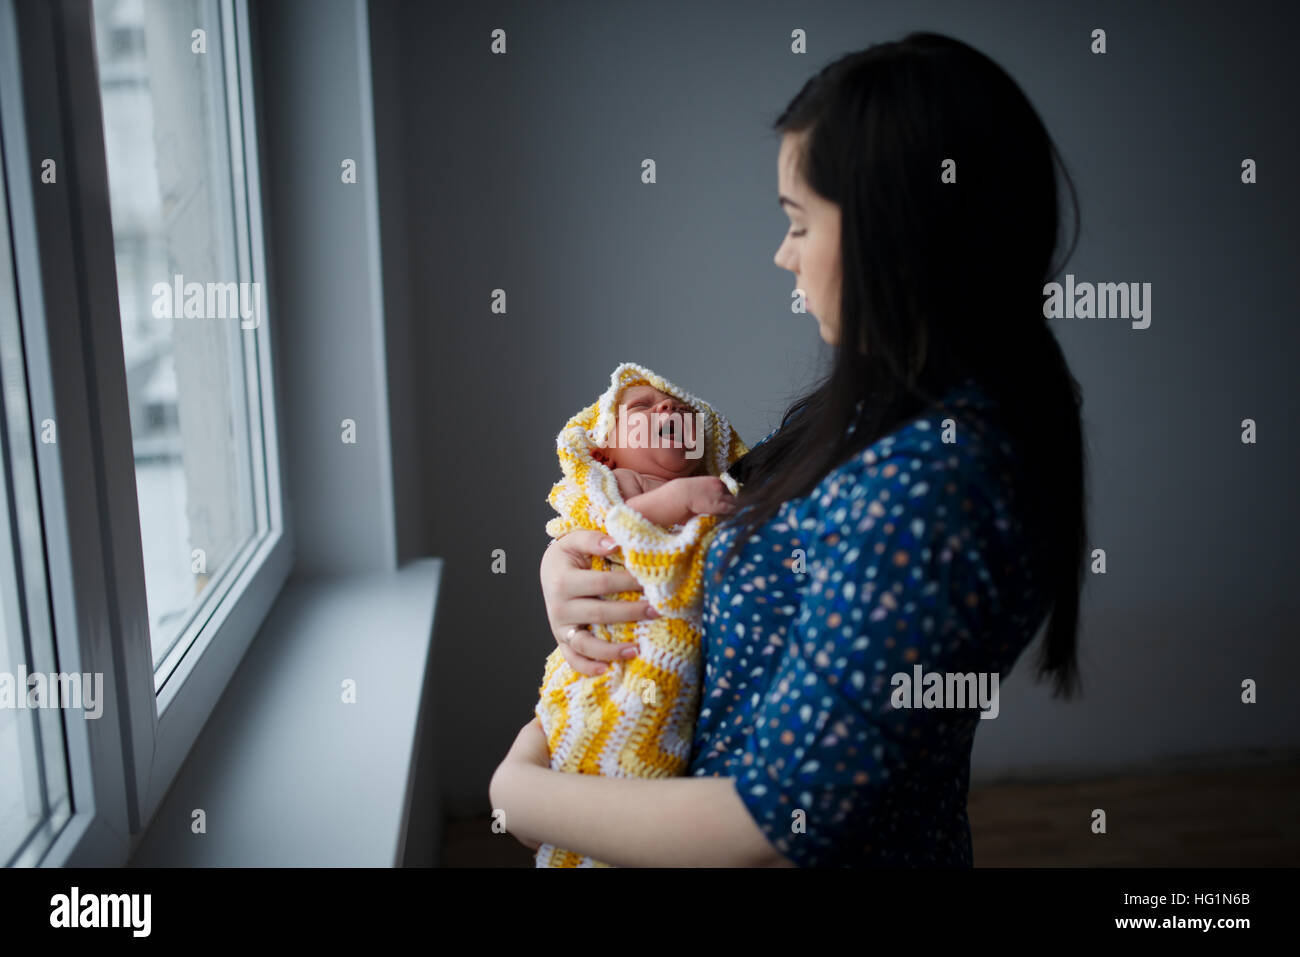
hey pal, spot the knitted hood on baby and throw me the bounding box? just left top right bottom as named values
left=533, top=361, right=748, bottom=868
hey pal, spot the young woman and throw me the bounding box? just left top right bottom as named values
left=490, top=31, right=1087, bottom=867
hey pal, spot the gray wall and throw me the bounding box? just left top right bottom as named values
left=254, top=0, right=438, bottom=863
left=260, top=0, right=398, bottom=577
left=368, top=0, right=1300, bottom=815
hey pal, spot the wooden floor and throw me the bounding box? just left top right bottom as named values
left=440, top=764, right=1300, bottom=867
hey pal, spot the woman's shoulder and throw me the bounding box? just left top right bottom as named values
left=790, top=379, right=1045, bottom=661
left=799, top=379, right=1024, bottom=536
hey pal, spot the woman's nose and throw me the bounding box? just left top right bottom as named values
left=775, top=237, right=797, bottom=273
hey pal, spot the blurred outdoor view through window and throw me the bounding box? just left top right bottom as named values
left=93, top=0, right=266, bottom=682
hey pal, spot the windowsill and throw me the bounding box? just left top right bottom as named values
left=127, top=557, right=442, bottom=866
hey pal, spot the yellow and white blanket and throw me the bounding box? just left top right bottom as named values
left=533, top=362, right=748, bottom=868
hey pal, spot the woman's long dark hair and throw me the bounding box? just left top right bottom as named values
left=718, top=32, right=1087, bottom=698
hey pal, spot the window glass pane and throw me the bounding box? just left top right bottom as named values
left=0, top=127, right=71, bottom=867
left=93, top=0, right=268, bottom=683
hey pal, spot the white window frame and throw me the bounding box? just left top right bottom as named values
left=0, top=0, right=292, bottom=866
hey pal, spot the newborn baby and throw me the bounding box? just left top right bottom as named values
left=534, top=363, right=748, bottom=868
left=589, top=382, right=737, bottom=528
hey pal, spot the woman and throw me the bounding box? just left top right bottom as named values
left=490, top=31, right=1087, bottom=867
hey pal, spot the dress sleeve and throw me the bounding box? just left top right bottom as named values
left=727, top=445, right=1010, bottom=867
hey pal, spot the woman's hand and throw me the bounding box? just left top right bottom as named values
left=490, top=717, right=552, bottom=851
left=540, top=530, right=658, bottom=676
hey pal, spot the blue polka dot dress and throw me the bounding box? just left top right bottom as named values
left=688, top=377, right=1051, bottom=867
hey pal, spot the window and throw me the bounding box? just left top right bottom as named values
left=0, top=132, right=71, bottom=867
left=93, top=0, right=270, bottom=691
left=0, top=0, right=290, bottom=864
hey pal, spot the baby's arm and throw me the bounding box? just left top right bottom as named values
left=624, top=476, right=736, bottom=527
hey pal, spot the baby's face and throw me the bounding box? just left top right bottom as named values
left=597, top=384, right=706, bottom=480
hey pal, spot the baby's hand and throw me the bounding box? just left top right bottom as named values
left=675, top=476, right=738, bottom=518
left=624, top=475, right=736, bottom=527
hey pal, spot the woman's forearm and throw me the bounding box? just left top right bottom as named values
left=491, top=763, right=794, bottom=867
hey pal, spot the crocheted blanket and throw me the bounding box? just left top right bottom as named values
left=533, top=362, right=748, bottom=868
